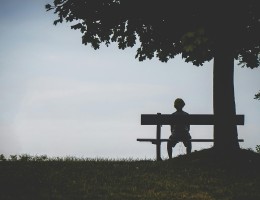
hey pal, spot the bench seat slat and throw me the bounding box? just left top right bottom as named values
left=137, top=138, right=244, bottom=142
left=141, top=114, right=244, bottom=125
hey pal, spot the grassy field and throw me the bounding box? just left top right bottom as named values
left=0, top=148, right=260, bottom=200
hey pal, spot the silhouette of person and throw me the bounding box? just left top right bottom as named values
left=167, top=98, right=192, bottom=158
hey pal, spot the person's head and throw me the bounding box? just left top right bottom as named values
left=174, top=98, right=185, bottom=110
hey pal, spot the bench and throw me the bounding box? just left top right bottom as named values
left=137, top=113, right=245, bottom=161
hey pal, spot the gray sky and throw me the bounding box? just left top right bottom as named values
left=0, top=0, right=259, bottom=159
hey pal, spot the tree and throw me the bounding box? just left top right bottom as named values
left=46, top=0, right=260, bottom=151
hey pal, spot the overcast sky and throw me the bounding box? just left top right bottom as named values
left=0, top=0, right=259, bottom=159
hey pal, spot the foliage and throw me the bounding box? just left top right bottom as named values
left=256, top=145, right=260, bottom=153
left=0, top=154, right=48, bottom=162
left=46, top=0, right=260, bottom=69
left=0, top=154, right=6, bottom=161
left=255, top=92, right=260, bottom=100
left=0, top=154, right=137, bottom=162
left=0, top=149, right=260, bottom=200
left=45, top=0, right=260, bottom=103
left=10, top=155, right=18, bottom=161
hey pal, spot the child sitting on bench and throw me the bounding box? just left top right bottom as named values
left=167, top=98, right=192, bottom=158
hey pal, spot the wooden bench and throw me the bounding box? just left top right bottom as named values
left=137, top=113, right=245, bottom=160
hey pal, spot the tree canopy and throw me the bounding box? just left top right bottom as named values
left=46, top=0, right=260, bottom=68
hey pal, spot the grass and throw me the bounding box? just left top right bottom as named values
left=0, top=148, right=260, bottom=200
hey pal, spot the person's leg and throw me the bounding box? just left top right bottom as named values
left=167, top=136, right=177, bottom=159
left=183, top=140, right=192, bottom=154
left=186, top=141, right=192, bottom=154
left=167, top=141, right=173, bottom=159
left=183, top=133, right=192, bottom=154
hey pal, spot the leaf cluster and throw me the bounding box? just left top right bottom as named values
left=256, top=145, right=260, bottom=153
left=254, top=91, right=260, bottom=100
left=46, top=0, right=260, bottom=68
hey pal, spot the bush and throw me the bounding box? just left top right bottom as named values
left=256, top=145, right=260, bottom=153
left=0, top=154, right=6, bottom=161
left=10, top=155, right=18, bottom=161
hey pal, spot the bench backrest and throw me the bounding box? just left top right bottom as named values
left=141, top=114, right=244, bottom=125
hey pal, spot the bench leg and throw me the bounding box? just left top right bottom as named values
left=156, top=143, right=161, bottom=161
left=156, top=124, right=162, bottom=161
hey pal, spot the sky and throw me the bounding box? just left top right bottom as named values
left=0, top=0, right=259, bottom=159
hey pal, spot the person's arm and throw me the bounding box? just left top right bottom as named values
left=186, top=124, right=190, bottom=132
left=186, top=112, right=190, bottom=132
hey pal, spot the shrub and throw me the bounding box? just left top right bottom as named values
left=33, top=155, right=48, bottom=161
left=10, top=155, right=18, bottom=161
left=0, top=154, right=6, bottom=161
left=256, top=145, right=260, bottom=153
left=19, top=154, right=33, bottom=161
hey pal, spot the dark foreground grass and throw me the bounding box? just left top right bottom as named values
left=0, top=148, right=260, bottom=200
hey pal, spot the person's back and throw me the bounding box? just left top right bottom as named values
left=167, top=98, right=192, bottom=158
left=171, top=110, right=190, bottom=137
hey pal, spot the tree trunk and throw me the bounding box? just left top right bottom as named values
left=213, top=48, right=240, bottom=151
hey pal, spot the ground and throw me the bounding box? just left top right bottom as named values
left=0, top=148, right=259, bottom=200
